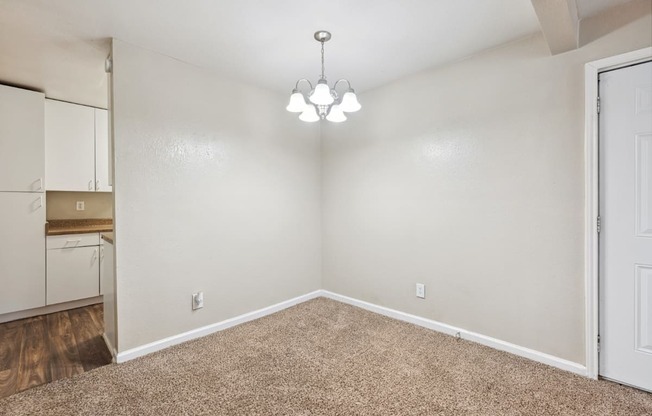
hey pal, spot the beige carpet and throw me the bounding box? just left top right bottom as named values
left=1, top=298, right=650, bottom=415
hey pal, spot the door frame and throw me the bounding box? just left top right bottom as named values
left=584, top=47, right=652, bottom=379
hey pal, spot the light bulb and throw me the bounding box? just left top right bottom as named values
left=286, top=90, right=307, bottom=113
left=299, top=105, right=320, bottom=122
left=340, top=90, right=361, bottom=112
left=326, top=104, right=347, bottom=123
left=309, top=80, right=335, bottom=105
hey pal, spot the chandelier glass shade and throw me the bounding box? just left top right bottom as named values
left=287, top=31, right=361, bottom=122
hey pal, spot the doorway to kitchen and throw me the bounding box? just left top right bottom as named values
left=0, top=70, right=116, bottom=398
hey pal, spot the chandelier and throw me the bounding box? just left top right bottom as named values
left=286, top=30, right=361, bottom=122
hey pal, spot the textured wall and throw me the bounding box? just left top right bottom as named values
left=321, top=13, right=651, bottom=365
left=111, top=40, right=321, bottom=352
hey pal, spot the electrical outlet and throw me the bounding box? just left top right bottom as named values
left=76, top=201, right=85, bottom=211
left=416, top=283, right=425, bottom=299
left=192, top=292, right=204, bottom=310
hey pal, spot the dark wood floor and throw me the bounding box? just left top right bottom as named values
left=0, top=304, right=112, bottom=399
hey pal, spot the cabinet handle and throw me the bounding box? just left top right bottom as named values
left=37, top=178, right=43, bottom=191
left=100, top=246, right=105, bottom=261
left=32, top=196, right=43, bottom=211
left=88, top=180, right=93, bottom=191
left=93, top=248, right=98, bottom=262
left=96, top=180, right=100, bottom=190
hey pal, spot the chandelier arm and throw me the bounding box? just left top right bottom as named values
left=294, top=78, right=314, bottom=92
left=333, top=79, right=352, bottom=92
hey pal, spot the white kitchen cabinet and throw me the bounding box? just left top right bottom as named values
left=45, top=100, right=111, bottom=192
left=99, top=239, right=106, bottom=296
left=0, top=193, right=46, bottom=314
left=45, top=99, right=95, bottom=191
left=94, top=109, right=112, bottom=192
left=47, top=232, right=100, bottom=249
left=0, top=84, right=44, bottom=192
left=47, top=234, right=101, bottom=305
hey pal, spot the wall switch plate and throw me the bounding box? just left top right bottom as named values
left=76, top=201, right=85, bottom=211
left=192, top=292, right=204, bottom=310
left=416, top=283, right=426, bottom=299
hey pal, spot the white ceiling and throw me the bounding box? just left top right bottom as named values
left=0, top=0, right=636, bottom=108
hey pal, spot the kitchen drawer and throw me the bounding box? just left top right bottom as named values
left=47, top=233, right=100, bottom=249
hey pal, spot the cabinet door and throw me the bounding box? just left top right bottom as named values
left=101, top=241, right=116, bottom=354
left=0, top=193, right=46, bottom=314
left=99, top=245, right=105, bottom=295
left=0, top=85, right=45, bottom=192
left=47, top=246, right=100, bottom=305
left=45, top=100, right=95, bottom=191
left=94, top=109, right=112, bottom=192
left=100, top=241, right=114, bottom=297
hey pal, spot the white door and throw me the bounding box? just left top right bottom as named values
left=0, top=193, right=46, bottom=314
left=45, top=99, right=95, bottom=191
left=0, top=84, right=44, bottom=192
left=600, top=60, right=652, bottom=391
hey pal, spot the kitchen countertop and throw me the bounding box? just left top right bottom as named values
left=45, top=218, right=113, bottom=236
left=101, top=232, right=114, bottom=244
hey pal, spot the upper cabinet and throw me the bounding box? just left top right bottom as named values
left=0, top=84, right=45, bottom=192
left=45, top=100, right=95, bottom=191
left=94, top=109, right=111, bottom=192
left=45, top=99, right=111, bottom=192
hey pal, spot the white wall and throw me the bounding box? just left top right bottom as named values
left=111, top=40, right=321, bottom=352
left=321, top=12, right=652, bottom=365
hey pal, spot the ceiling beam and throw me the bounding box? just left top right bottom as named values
left=530, top=0, right=580, bottom=54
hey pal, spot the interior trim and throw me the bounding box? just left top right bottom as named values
left=321, top=290, right=587, bottom=376
left=102, top=332, right=117, bottom=362
left=115, top=290, right=323, bottom=363
left=117, top=289, right=588, bottom=376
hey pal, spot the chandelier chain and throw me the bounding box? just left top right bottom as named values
left=320, top=41, right=325, bottom=80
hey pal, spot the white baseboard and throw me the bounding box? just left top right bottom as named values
left=102, top=332, right=117, bottom=363
left=321, top=290, right=588, bottom=377
left=115, top=290, right=323, bottom=363
left=115, top=289, right=587, bottom=377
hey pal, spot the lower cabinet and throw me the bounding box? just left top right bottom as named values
left=0, top=192, right=46, bottom=315
left=100, top=238, right=116, bottom=354
left=46, top=233, right=101, bottom=305
left=100, top=242, right=111, bottom=296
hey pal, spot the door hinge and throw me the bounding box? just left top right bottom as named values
left=597, top=96, right=601, bottom=114
left=597, top=216, right=601, bottom=233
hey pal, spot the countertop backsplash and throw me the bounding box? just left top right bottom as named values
left=46, top=191, right=112, bottom=220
